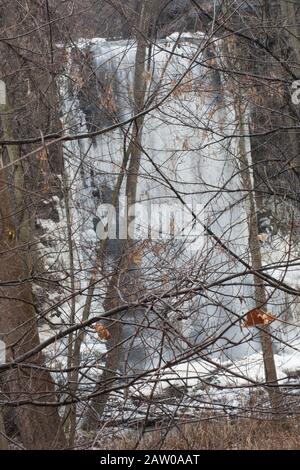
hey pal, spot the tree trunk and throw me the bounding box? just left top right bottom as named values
left=82, top=1, right=152, bottom=430
left=235, top=96, right=283, bottom=415
left=0, top=408, right=8, bottom=450
left=0, top=99, right=66, bottom=449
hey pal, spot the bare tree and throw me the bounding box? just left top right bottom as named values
left=0, top=0, right=300, bottom=450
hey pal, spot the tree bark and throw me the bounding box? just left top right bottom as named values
left=0, top=408, right=8, bottom=450
left=0, top=100, right=66, bottom=449
left=235, top=95, right=283, bottom=415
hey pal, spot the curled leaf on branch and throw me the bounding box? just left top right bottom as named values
left=94, top=323, right=111, bottom=341
left=243, top=308, right=276, bottom=328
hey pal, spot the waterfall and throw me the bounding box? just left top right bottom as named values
left=59, top=33, right=295, bottom=375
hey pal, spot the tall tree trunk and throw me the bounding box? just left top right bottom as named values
left=279, top=0, right=300, bottom=71
left=82, top=1, right=152, bottom=430
left=222, top=2, right=285, bottom=414
left=0, top=98, right=66, bottom=449
left=0, top=408, right=8, bottom=450
left=235, top=95, right=283, bottom=415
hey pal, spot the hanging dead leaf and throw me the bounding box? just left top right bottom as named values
left=94, top=323, right=111, bottom=341
left=143, top=69, right=152, bottom=83
left=128, top=245, right=144, bottom=266
left=182, top=136, right=189, bottom=151
left=243, top=308, right=276, bottom=328
left=152, top=243, right=165, bottom=256
left=37, top=149, right=48, bottom=161
left=257, top=233, right=269, bottom=243
left=132, top=250, right=142, bottom=265
left=101, top=83, right=117, bottom=113
left=43, top=182, right=50, bottom=193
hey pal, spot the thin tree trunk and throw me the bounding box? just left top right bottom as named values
left=223, top=14, right=284, bottom=414
left=235, top=96, right=283, bottom=415
left=0, top=408, right=8, bottom=450
left=279, top=0, right=300, bottom=71
left=82, top=2, right=152, bottom=430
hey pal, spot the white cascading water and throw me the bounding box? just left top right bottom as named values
left=59, top=34, right=295, bottom=375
